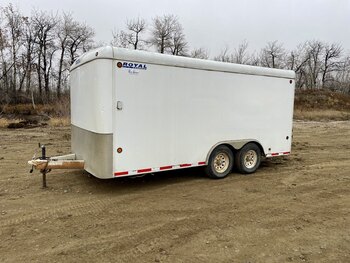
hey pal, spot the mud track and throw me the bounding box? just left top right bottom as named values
left=0, top=121, right=349, bottom=262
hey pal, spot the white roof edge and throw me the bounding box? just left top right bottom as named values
left=71, top=46, right=295, bottom=79
left=70, top=46, right=114, bottom=71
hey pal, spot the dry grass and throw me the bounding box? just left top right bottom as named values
left=294, top=89, right=350, bottom=111
left=48, top=117, right=70, bottom=127
left=294, top=109, right=350, bottom=121
left=0, top=96, right=70, bottom=117
left=0, top=117, right=70, bottom=128
left=0, top=118, right=22, bottom=128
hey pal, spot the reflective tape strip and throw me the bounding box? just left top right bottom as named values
left=137, top=168, right=152, bottom=173
left=267, top=152, right=291, bottom=157
left=114, top=171, right=129, bottom=176
left=160, top=165, right=173, bottom=170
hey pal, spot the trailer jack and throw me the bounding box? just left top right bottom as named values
left=28, top=144, right=84, bottom=188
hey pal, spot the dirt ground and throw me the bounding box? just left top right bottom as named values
left=0, top=121, right=349, bottom=263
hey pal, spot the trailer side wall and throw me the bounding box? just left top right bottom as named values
left=113, top=60, right=294, bottom=175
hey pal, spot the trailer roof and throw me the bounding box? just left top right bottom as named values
left=71, top=46, right=295, bottom=79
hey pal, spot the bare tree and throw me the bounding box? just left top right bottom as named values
left=20, top=16, right=36, bottom=95
left=287, top=44, right=308, bottom=71
left=304, top=40, right=324, bottom=89
left=67, top=21, right=94, bottom=65
left=150, top=14, right=178, bottom=54
left=112, top=17, right=146, bottom=50
left=56, top=13, right=73, bottom=98
left=0, top=24, right=10, bottom=97
left=286, top=43, right=310, bottom=88
left=214, top=46, right=231, bottom=62
left=2, top=4, right=24, bottom=102
left=190, top=47, right=209, bottom=59
left=321, top=43, right=342, bottom=89
left=335, top=56, right=350, bottom=93
left=247, top=52, right=260, bottom=66
left=168, top=22, right=187, bottom=56
left=260, top=40, right=286, bottom=68
left=111, top=29, right=129, bottom=48
left=232, top=40, right=249, bottom=64
left=126, top=17, right=147, bottom=50
left=32, top=10, right=58, bottom=101
left=214, top=42, right=250, bottom=64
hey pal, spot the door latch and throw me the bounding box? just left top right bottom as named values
left=117, top=101, right=123, bottom=110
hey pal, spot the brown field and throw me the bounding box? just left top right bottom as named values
left=293, top=109, right=350, bottom=121
left=0, top=121, right=349, bottom=262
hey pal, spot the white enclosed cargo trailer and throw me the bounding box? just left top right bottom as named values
left=39, top=46, right=293, bottom=181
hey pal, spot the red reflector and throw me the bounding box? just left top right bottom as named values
left=283, top=152, right=290, bottom=155
left=115, top=171, right=129, bottom=176
left=271, top=153, right=279, bottom=156
left=160, top=165, right=173, bottom=170
left=198, top=162, right=206, bottom=165
left=180, top=164, right=191, bottom=167
left=137, top=168, right=152, bottom=173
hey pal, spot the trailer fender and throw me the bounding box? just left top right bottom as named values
left=205, top=140, right=265, bottom=163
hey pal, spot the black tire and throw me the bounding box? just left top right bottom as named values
left=205, top=145, right=234, bottom=179
left=235, top=143, right=261, bottom=174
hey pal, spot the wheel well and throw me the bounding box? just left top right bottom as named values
left=239, top=141, right=265, bottom=156
left=206, top=141, right=265, bottom=163
left=222, top=143, right=237, bottom=155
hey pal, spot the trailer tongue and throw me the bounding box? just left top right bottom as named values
left=28, top=145, right=84, bottom=188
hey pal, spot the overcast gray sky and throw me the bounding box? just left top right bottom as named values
left=2, top=0, right=350, bottom=56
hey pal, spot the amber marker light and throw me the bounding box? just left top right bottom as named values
left=117, top=62, right=122, bottom=68
left=117, top=148, right=123, bottom=153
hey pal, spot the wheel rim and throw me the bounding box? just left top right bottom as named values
left=244, top=150, right=258, bottom=169
left=214, top=152, right=230, bottom=173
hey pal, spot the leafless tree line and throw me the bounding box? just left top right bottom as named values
left=214, top=40, right=349, bottom=93
left=0, top=4, right=94, bottom=104
left=1, top=5, right=349, bottom=106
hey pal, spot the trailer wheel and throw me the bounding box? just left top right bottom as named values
left=206, top=145, right=234, bottom=179
left=235, top=143, right=261, bottom=174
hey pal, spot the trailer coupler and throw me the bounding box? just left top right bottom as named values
left=28, top=144, right=85, bottom=188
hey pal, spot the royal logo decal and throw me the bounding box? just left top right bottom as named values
left=117, top=61, right=147, bottom=70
